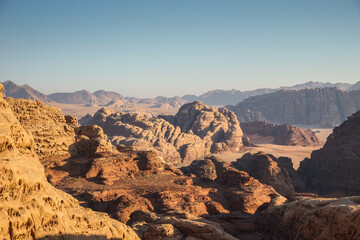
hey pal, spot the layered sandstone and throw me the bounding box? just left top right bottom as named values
left=0, top=83, right=139, bottom=239
left=5, top=97, right=76, bottom=158
left=241, top=121, right=321, bottom=146
left=298, top=110, right=360, bottom=195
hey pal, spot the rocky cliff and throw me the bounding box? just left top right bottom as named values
left=228, top=88, right=360, bottom=127
left=0, top=83, right=139, bottom=239
left=84, top=101, right=244, bottom=164
left=298, top=110, right=360, bottom=195
left=5, top=97, right=76, bottom=159
left=241, top=121, right=321, bottom=146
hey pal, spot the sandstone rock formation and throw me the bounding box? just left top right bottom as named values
left=181, top=159, right=217, bottom=181
left=69, top=125, right=116, bottom=157
left=64, top=115, right=79, bottom=128
left=79, top=113, right=93, bottom=125
left=235, top=152, right=300, bottom=196
left=241, top=121, right=321, bottom=146
left=228, top=88, right=360, bottom=127
left=0, top=83, right=139, bottom=239
left=43, top=142, right=279, bottom=240
left=298, top=110, right=360, bottom=195
left=258, top=196, right=360, bottom=240
left=5, top=97, right=76, bottom=159
left=170, top=101, right=243, bottom=152
left=128, top=210, right=238, bottom=240
left=84, top=101, right=244, bottom=164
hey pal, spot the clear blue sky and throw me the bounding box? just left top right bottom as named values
left=0, top=0, right=359, bottom=97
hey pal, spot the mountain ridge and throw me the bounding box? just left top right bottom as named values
left=2, top=80, right=360, bottom=108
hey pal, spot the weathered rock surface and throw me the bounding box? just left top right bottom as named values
left=0, top=83, right=139, bottom=239
left=182, top=159, right=217, bottom=181
left=228, top=88, right=360, bottom=127
left=5, top=97, right=75, bottom=158
left=65, top=115, right=79, bottom=127
left=69, top=125, right=116, bottom=157
left=171, top=101, right=243, bottom=152
left=258, top=196, right=360, bottom=240
left=43, top=145, right=279, bottom=240
left=129, top=210, right=238, bottom=240
left=241, top=121, right=321, bottom=146
left=235, top=152, right=300, bottom=196
left=298, top=110, right=360, bottom=195
left=84, top=101, right=244, bottom=164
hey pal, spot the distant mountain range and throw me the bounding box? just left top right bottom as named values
left=227, top=87, right=360, bottom=127
left=2, top=80, right=360, bottom=109
left=2, top=80, right=53, bottom=103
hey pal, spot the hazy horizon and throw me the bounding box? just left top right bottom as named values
left=1, top=0, right=359, bottom=97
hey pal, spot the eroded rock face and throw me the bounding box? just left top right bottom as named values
left=129, top=210, right=238, bottom=240
left=182, top=159, right=217, bottom=181
left=69, top=125, right=116, bottom=157
left=5, top=97, right=76, bottom=158
left=235, top=152, right=303, bottom=196
left=0, top=83, right=139, bottom=240
left=241, top=121, right=321, bottom=146
left=171, top=101, right=243, bottom=152
left=298, top=110, right=360, bottom=195
left=258, top=196, right=360, bottom=240
left=65, top=115, right=79, bottom=128
left=84, top=101, right=244, bottom=164
left=228, top=88, right=360, bottom=127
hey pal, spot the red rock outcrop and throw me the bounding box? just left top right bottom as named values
left=0, top=83, right=139, bottom=239
left=241, top=121, right=321, bottom=146
left=46, top=152, right=279, bottom=222
left=128, top=210, right=238, bottom=240
left=258, top=196, right=360, bottom=240
left=298, top=110, right=360, bottom=195
left=235, top=152, right=304, bottom=196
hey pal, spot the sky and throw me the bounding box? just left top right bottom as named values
left=0, top=0, right=359, bottom=97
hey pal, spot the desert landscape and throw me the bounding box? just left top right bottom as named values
left=1, top=1, right=360, bottom=239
